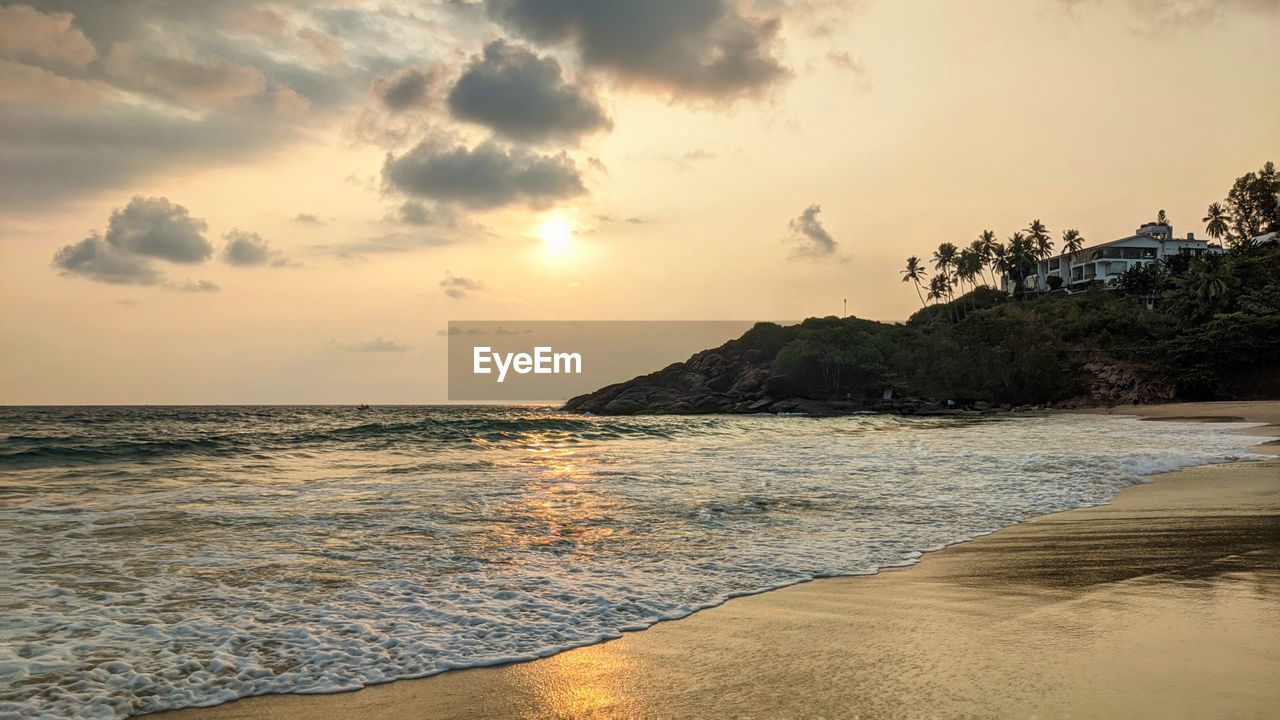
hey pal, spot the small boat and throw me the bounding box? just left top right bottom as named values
left=356, top=403, right=371, bottom=411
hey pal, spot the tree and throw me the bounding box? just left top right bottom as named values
left=1114, top=263, right=1165, bottom=299
left=901, top=256, right=928, bottom=308
left=1001, top=232, right=1037, bottom=293
left=927, top=274, right=955, bottom=321
left=1202, top=202, right=1230, bottom=240
left=1181, top=257, right=1238, bottom=319
left=927, top=274, right=949, bottom=304
left=977, top=230, right=998, bottom=286
left=988, top=241, right=1007, bottom=290
left=932, top=242, right=958, bottom=277
left=1061, top=229, right=1084, bottom=256
left=1223, top=161, right=1279, bottom=246
left=1027, top=219, right=1053, bottom=260
left=932, top=242, right=959, bottom=306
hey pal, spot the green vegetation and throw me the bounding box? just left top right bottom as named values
left=727, top=162, right=1280, bottom=406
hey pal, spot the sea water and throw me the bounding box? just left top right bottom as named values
left=0, top=406, right=1268, bottom=719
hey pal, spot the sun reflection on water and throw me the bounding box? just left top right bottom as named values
left=508, top=640, right=649, bottom=719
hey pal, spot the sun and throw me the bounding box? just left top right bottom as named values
left=539, top=216, right=573, bottom=256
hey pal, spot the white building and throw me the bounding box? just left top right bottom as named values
left=1009, top=219, right=1223, bottom=293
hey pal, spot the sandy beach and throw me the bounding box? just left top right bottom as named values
left=148, top=401, right=1280, bottom=720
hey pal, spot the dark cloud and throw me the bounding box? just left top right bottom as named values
left=221, top=229, right=298, bottom=267
left=335, top=337, right=412, bottom=352
left=786, top=204, right=840, bottom=259
left=484, top=0, right=789, bottom=99
left=105, top=196, right=212, bottom=262
left=103, top=42, right=267, bottom=108
left=52, top=196, right=213, bottom=285
left=0, top=100, right=295, bottom=211
left=0, top=4, right=97, bottom=73
left=374, top=65, right=440, bottom=112
left=447, top=39, right=611, bottom=143
left=383, top=138, right=587, bottom=209
left=440, top=271, right=485, bottom=299
left=291, top=213, right=324, bottom=225
left=0, top=2, right=425, bottom=209
left=396, top=200, right=450, bottom=226
left=51, top=235, right=162, bottom=285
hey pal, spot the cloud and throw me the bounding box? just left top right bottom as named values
left=0, top=103, right=295, bottom=210
left=221, top=229, right=298, bottom=267
left=0, top=4, right=96, bottom=72
left=374, top=65, right=441, bottom=112
left=397, top=200, right=433, bottom=225
left=383, top=138, right=587, bottom=209
left=52, top=196, right=213, bottom=285
left=311, top=230, right=456, bottom=259
left=0, top=1, right=415, bottom=208
left=485, top=0, right=789, bottom=99
left=103, top=42, right=268, bottom=108
left=51, top=198, right=210, bottom=283
left=51, top=196, right=294, bottom=285
left=335, top=337, right=411, bottom=352
left=785, top=204, right=840, bottom=259
left=105, top=196, right=212, bottom=262
left=1053, top=0, right=1277, bottom=26
left=291, top=213, right=324, bottom=225
left=52, top=235, right=162, bottom=285
left=169, top=278, right=220, bottom=292
left=446, top=39, right=611, bottom=143
left=440, top=271, right=486, bottom=300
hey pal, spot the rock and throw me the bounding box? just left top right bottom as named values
left=763, top=374, right=800, bottom=397
left=602, top=397, right=644, bottom=414
left=731, top=367, right=769, bottom=395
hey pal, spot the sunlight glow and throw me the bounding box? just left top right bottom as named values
left=539, top=216, right=573, bottom=256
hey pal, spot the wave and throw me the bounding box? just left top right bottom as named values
left=0, top=410, right=708, bottom=469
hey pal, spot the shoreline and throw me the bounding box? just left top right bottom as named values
left=147, top=401, right=1280, bottom=720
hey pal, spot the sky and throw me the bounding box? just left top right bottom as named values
left=1, top=0, right=1277, bottom=404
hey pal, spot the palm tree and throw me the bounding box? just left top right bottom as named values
left=1027, top=219, right=1053, bottom=260
left=927, top=274, right=954, bottom=321
left=1059, top=229, right=1084, bottom=286
left=932, top=242, right=958, bottom=276
left=1183, top=257, right=1235, bottom=318
left=1202, top=202, right=1230, bottom=240
left=959, top=248, right=986, bottom=308
left=901, top=256, right=928, bottom=308
left=927, top=274, right=948, bottom=304
left=967, top=240, right=988, bottom=288
left=976, top=230, right=998, bottom=286
left=1002, top=231, right=1037, bottom=293
left=988, top=240, right=1007, bottom=290
left=1061, top=229, right=1084, bottom=256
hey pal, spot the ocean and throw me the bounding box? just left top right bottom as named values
left=0, top=406, right=1267, bottom=719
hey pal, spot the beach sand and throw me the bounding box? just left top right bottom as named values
left=149, top=401, right=1280, bottom=720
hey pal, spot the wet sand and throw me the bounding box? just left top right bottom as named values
left=150, top=401, right=1280, bottom=720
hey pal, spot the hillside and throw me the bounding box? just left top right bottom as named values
left=563, top=244, right=1280, bottom=416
